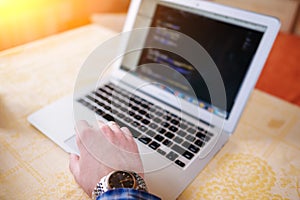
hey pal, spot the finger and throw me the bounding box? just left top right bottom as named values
left=107, top=121, right=120, bottom=128
left=98, top=120, right=115, bottom=141
left=107, top=121, right=124, bottom=136
left=120, top=127, right=133, bottom=140
left=69, top=154, right=80, bottom=179
left=75, top=120, right=91, bottom=134
left=75, top=132, right=84, bottom=152
left=97, top=120, right=106, bottom=127
left=75, top=126, right=93, bottom=153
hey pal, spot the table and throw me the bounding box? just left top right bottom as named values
left=0, top=24, right=299, bottom=199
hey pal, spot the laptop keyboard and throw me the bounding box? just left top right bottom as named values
left=77, top=83, right=214, bottom=168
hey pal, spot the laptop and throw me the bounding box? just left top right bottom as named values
left=28, top=0, right=280, bottom=199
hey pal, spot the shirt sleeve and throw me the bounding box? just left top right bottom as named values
left=96, top=188, right=161, bottom=200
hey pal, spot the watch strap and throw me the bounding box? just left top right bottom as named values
left=92, top=177, right=106, bottom=200
left=131, top=171, right=148, bottom=192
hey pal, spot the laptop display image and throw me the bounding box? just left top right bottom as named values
left=28, top=0, right=280, bottom=199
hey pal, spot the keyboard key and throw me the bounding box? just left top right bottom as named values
left=138, top=109, right=147, bottom=115
left=187, top=127, right=196, bottom=134
left=168, top=126, right=178, bottom=132
left=111, top=109, right=118, bottom=115
left=139, top=136, right=151, bottom=144
left=196, top=132, right=211, bottom=142
left=86, top=95, right=96, bottom=102
left=128, top=111, right=135, bottom=116
left=145, top=113, right=153, bottom=119
left=183, top=151, right=194, bottom=160
left=165, top=132, right=175, bottom=139
left=104, top=105, right=111, bottom=111
left=158, top=128, right=166, bottom=134
left=149, top=141, right=160, bottom=150
left=155, top=110, right=163, bottom=116
left=188, top=144, right=200, bottom=154
left=105, top=84, right=114, bottom=90
left=94, top=92, right=105, bottom=100
left=130, top=128, right=141, bottom=138
left=117, top=113, right=125, bottom=119
left=131, top=105, right=139, bottom=111
left=138, top=125, right=148, bottom=132
left=186, top=135, right=196, bottom=142
left=163, top=115, right=171, bottom=121
left=166, top=151, right=178, bottom=161
left=134, top=114, right=142, bottom=121
left=95, top=109, right=104, bottom=116
left=179, top=123, right=188, bottom=130
left=112, top=100, right=121, bottom=108
left=77, top=98, right=88, bottom=106
left=141, top=118, right=150, bottom=125
left=124, top=117, right=132, bottom=123
left=132, top=98, right=141, bottom=105
left=175, top=160, right=186, bottom=168
left=120, top=106, right=127, bottom=112
left=153, top=117, right=162, bottom=123
left=170, top=113, right=179, bottom=118
left=187, top=121, right=195, bottom=127
left=171, top=144, right=185, bottom=155
left=162, top=139, right=172, bottom=147
left=206, top=131, right=214, bottom=137
left=146, top=130, right=156, bottom=137
left=197, top=127, right=204, bottom=132
left=162, top=122, right=170, bottom=128
left=101, top=97, right=111, bottom=105
left=102, top=114, right=114, bottom=121
left=170, top=119, right=179, bottom=125
left=141, top=103, right=149, bottom=109
left=173, top=136, right=183, bottom=144
left=99, top=87, right=108, bottom=95
left=195, top=139, right=204, bottom=147
left=182, top=141, right=191, bottom=149
left=131, top=121, right=140, bottom=127
left=149, top=123, right=158, bottom=130
left=97, top=101, right=105, bottom=107
left=86, top=103, right=96, bottom=111
left=104, top=88, right=113, bottom=95
left=157, top=149, right=166, bottom=156
left=115, top=120, right=127, bottom=128
left=177, top=130, right=187, bottom=137
left=154, top=135, right=164, bottom=142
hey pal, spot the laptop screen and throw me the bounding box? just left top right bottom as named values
left=121, top=2, right=266, bottom=119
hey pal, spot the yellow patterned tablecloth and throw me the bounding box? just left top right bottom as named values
left=0, top=25, right=299, bottom=200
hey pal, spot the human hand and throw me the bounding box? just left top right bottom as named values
left=69, top=120, right=144, bottom=197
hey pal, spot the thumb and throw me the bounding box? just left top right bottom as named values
left=69, top=153, right=80, bottom=179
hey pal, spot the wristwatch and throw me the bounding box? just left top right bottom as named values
left=92, top=170, right=148, bottom=200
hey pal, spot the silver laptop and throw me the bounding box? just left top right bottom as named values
left=28, top=0, right=280, bottom=199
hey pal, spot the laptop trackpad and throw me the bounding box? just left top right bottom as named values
left=64, top=135, right=80, bottom=155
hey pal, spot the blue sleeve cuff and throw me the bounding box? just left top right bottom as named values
left=96, top=188, right=161, bottom=200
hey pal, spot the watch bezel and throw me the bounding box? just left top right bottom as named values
left=106, top=170, right=137, bottom=190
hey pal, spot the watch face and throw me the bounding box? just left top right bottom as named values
left=108, top=171, right=135, bottom=189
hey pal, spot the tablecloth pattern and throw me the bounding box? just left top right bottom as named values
left=0, top=25, right=299, bottom=200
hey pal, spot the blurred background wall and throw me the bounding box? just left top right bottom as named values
left=0, top=0, right=130, bottom=51
left=0, top=0, right=299, bottom=51
left=211, top=0, right=300, bottom=34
